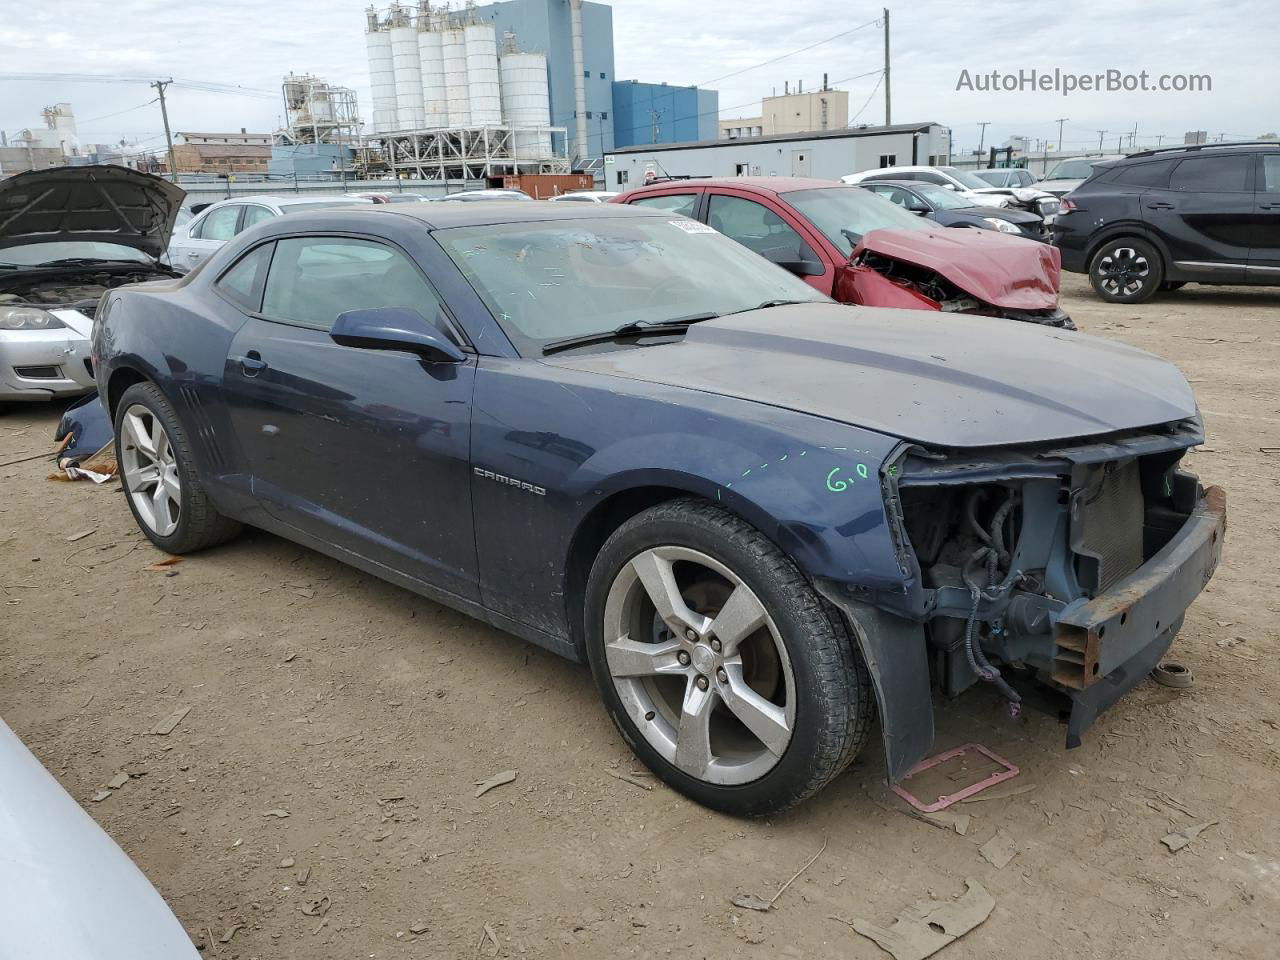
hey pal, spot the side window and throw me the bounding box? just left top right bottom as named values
left=918, top=172, right=948, bottom=186
left=196, top=205, right=242, bottom=241
left=1114, top=160, right=1175, bottom=188
left=261, top=237, right=441, bottom=332
left=1016, top=171, right=1035, bottom=186
left=1169, top=155, right=1251, bottom=192
left=629, top=193, right=697, bottom=216
left=240, top=205, right=275, bottom=230
left=1261, top=155, right=1280, bottom=193
left=706, top=195, right=808, bottom=261
left=215, top=243, right=274, bottom=312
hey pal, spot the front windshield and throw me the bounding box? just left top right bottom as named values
left=912, top=184, right=976, bottom=210
left=1045, top=158, right=1099, bottom=180
left=937, top=166, right=994, bottom=190
left=971, top=170, right=1005, bottom=186
left=782, top=186, right=927, bottom=257
left=0, top=241, right=151, bottom=267
left=435, top=216, right=829, bottom=355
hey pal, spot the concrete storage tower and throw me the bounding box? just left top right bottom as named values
left=441, top=25, right=471, bottom=127
left=499, top=48, right=552, bottom=159
left=389, top=6, right=425, bottom=130
left=464, top=22, right=502, bottom=126
left=417, top=7, right=448, bottom=127
left=364, top=9, right=397, bottom=134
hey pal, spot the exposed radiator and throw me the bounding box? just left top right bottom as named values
left=1072, top=459, right=1144, bottom=594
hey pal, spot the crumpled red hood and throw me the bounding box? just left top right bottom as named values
left=854, top=227, right=1061, bottom=310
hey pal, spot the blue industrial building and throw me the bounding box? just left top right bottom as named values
left=470, top=0, right=616, bottom=160
left=611, top=81, right=718, bottom=148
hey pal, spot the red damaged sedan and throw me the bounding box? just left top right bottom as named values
left=613, top=177, right=1072, bottom=328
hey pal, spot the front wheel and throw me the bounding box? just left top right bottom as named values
left=584, top=498, right=873, bottom=815
left=1089, top=238, right=1164, bottom=303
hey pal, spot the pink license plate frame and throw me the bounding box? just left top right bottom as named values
left=891, top=743, right=1020, bottom=813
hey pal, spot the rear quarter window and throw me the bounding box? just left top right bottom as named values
left=1169, top=154, right=1252, bottom=192
left=1112, top=160, right=1175, bottom=188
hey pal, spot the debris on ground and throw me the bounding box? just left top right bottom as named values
left=473, top=769, right=518, bottom=798
left=604, top=768, right=655, bottom=791
left=978, top=829, right=1019, bottom=869
left=479, top=922, right=500, bottom=956
left=1153, top=661, right=1194, bottom=689
left=279, top=857, right=296, bottom=868
left=218, top=924, right=243, bottom=944
left=106, top=771, right=129, bottom=790
left=731, top=836, right=827, bottom=913
left=145, top=556, right=183, bottom=572
left=409, top=921, right=430, bottom=936
left=65, top=528, right=97, bottom=543
left=923, top=810, right=971, bottom=835
left=301, top=896, right=331, bottom=917
left=1161, top=821, right=1218, bottom=853
left=90, top=789, right=112, bottom=802
left=891, top=743, right=1020, bottom=812
left=149, top=705, right=191, bottom=736
left=263, top=808, right=291, bottom=818
left=838, top=878, right=995, bottom=960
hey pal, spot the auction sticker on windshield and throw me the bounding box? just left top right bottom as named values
left=669, top=220, right=716, bottom=234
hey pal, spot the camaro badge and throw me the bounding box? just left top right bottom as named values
left=474, top=466, right=546, bottom=496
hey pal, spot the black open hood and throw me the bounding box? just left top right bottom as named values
left=0, top=165, right=185, bottom=260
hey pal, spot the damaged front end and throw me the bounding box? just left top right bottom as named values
left=839, top=229, right=1073, bottom=329
left=820, top=417, right=1225, bottom=780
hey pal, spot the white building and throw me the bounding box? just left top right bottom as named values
left=16, top=103, right=82, bottom=158
left=605, top=122, right=949, bottom=188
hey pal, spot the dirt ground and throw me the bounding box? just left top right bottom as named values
left=2, top=273, right=1278, bottom=960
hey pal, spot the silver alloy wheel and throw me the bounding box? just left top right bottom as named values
left=603, top=546, right=796, bottom=785
left=120, top=403, right=181, bottom=537
left=1097, top=246, right=1150, bottom=296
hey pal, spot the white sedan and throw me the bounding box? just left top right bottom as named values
left=547, top=190, right=620, bottom=203
left=167, top=194, right=373, bottom=273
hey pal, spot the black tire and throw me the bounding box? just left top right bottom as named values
left=1088, top=237, right=1164, bottom=304
left=584, top=497, right=873, bottom=815
left=113, top=381, right=241, bottom=553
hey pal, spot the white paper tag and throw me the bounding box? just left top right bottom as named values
left=668, top=219, right=716, bottom=234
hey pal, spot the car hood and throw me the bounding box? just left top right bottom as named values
left=0, top=165, right=185, bottom=259
left=973, top=186, right=1054, bottom=203
left=854, top=227, right=1060, bottom=310
left=548, top=303, right=1197, bottom=448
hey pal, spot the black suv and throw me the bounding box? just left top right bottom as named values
left=1052, top=142, right=1280, bottom=303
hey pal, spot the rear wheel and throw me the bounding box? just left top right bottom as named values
left=114, top=381, right=241, bottom=553
left=584, top=498, right=872, bottom=815
left=1089, top=238, right=1164, bottom=303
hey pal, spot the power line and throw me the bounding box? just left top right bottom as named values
left=78, top=99, right=159, bottom=125
left=848, top=71, right=885, bottom=126
left=694, top=17, right=882, bottom=88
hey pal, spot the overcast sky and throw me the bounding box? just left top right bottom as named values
left=1, top=0, right=1275, bottom=157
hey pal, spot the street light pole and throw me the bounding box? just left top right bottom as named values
left=151, top=79, right=178, bottom=183
left=1055, top=117, right=1068, bottom=152
left=882, top=8, right=891, bottom=125
left=976, top=121, right=990, bottom=157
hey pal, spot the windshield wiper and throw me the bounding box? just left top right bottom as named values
left=542, top=312, right=717, bottom=356
left=37, top=257, right=125, bottom=266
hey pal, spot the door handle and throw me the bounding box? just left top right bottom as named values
left=1261, top=202, right=1280, bottom=210
left=186, top=251, right=201, bottom=259
left=1146, top=201, right=1176, bottom=210
left=237, top=353, right=267, bottom=377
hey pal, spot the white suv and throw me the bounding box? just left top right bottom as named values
left=842, top=165, right=1011, bottom=207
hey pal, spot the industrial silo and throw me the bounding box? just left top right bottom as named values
left=417, top=13, right=448, bottom=127
left=441, top=27, right=471, bottom=127
left=464, top=23, right=502, bottom=126
left=499, top=52, right=551, bottom=159
left=390, top=17, right=425, bottom=130
left=364, top=16, right=397, bottom=134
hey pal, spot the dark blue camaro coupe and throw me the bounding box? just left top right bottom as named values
left=94, top=200, right=1225, bottom=813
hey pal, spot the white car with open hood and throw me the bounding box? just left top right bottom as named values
left=0, top=165, right=184, bottom=402
left=0, top=717, right=200, bottom=959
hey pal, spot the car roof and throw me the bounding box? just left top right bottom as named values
left=208, top=194, right=373, bottom=207
left=256, top=200, right=675, bottom=233
left=625, top=176, right=843, bottom=197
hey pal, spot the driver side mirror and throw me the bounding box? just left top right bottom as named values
left=330, top=307, right=466, bottom=363
left=907, top=201, right=930, bottom=214
left=763, top=244, right=825, bottom=277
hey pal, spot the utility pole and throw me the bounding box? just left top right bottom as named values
left=1097, top=130, right=1107, bottom=151
left=882, top=8, right=891, bottom=125
left=976, top=121, right=990, bottom=157
left=1055, top=117, right=1068, bottom=153
left=151, top=79, right=178, bottom=183
left=648, top=108, right=665, bottom=145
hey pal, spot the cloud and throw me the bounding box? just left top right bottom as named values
left=1, top=0, right=1274, bottom=153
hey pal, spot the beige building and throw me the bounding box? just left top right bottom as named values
left=721, top=88, right=850, bottom=141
